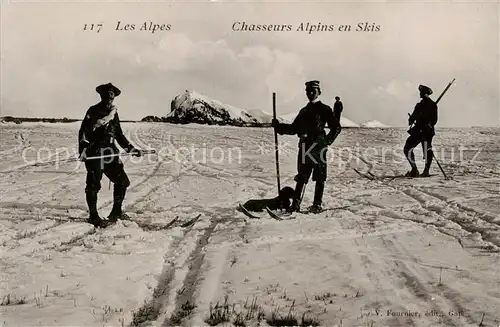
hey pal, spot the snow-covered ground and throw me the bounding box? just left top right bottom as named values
left=0, top=123, right=499, bottom=327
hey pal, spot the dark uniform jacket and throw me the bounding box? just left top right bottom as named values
left=408, top=97, right=438, bottom=137
left=78, top=103, right=134, bottom=156
left=276, top=100, right=342, bottom=147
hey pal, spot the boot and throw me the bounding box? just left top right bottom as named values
left=86, top=191, right=113, bottom=228
left=308, top=182, right=324, bottom=214
left=405, top=167, right=419, bottom=177
left=420, top=150, right=433, bottom=177
left=308, top=204, right=323, bottom=214
left=289, top=181, right=305, bottom=212
left=404, top=146, right=419, bottom=177
left=108, top=186, right=130, bottom=221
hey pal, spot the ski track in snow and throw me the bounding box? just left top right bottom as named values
left=0, top=123, right=499, bottom=327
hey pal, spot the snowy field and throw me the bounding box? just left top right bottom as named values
left=0, top=122, right=499, bottom=327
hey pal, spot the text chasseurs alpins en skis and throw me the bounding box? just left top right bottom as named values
left=231, top=22, right=381, bottom=33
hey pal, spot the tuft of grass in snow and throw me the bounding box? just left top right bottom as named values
left=1, top=294, right=27, bottom=306
left=314, top=292, right=335, bottom=301
left=205, top=295, right=266, bottom=326
left=205, top=296, right=232, bottom=326
left=266, top=302, right=298, bottom=327
left=168, top=300, right=197, bottom=325
left=131, top=301, right=159, bottom=326
left=243, top=296, right=266, bottom=322
left=265, top=300, right=321, bottom=327
left=300, top=311, right=321, bottom=327
left=204, top=295, right=321, bottom=326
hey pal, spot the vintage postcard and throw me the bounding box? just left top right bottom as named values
left=1, top=1, right=499, bottom=326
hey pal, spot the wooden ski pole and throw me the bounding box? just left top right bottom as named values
left=272, top=92, right=281, bottom=196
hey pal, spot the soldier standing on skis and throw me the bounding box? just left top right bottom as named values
left=271, top=80, right=342, bottom=214
left=404, top=84, right=438, bottom=177
left=79, top=83, right=143, bottom=228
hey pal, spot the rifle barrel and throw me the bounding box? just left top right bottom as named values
left=435, top=78, right=455, bottom=104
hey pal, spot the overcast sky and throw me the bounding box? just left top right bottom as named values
left=1, top=0, right=498, bottom=127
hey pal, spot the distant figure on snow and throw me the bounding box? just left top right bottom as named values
left=333, top=96, right=343, bottom=122
left=404, top=84, right=438, bottom=177
left=78, top=83, right=143, bottom=228
left=241, top=187, right=295, bottom=212
left=271, top=80, right=342, bottom=214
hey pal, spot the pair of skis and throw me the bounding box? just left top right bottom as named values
left=353, top=168, right=438, bottom=181
left=238, top=203, right=293, bottom=221
left=238, top=203, right=351, bottom=221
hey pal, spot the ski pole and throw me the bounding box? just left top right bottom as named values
left=272, top=92, right=281, bottom=196
left=32, top=149, right=156, bottom=166
left=84, top=149, right=156, bottom=161
left=299, top=183, right=307, bottom=206
left=432, top=152, right=449, bottom=179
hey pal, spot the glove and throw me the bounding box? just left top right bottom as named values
left=78, top=141, right=90, bottom=161
left=78, top=151, right=87, bottom=162
left=130, top=148, right=143, bottom=157
left=271, top=118, right=279, bottom=128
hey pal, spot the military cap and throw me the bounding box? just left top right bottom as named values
left=305, top=80, right=321, bottom=90
left=96, top=83, right=121, bottom=97
left=418, top=84, right=433, bottom=96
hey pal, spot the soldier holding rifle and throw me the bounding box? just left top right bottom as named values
left=404, top=79, right=455, bottom=178
left=404, top=84, right=438, bottom=177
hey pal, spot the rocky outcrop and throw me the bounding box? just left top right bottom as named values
left=165, top=90, right=272, bottom=126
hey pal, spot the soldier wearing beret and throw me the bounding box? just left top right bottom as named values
left=404, top=84, right=438, bottom=177
left=78, top=83, right=143, bottom=228
left=271, top=80, right=342, bottom=213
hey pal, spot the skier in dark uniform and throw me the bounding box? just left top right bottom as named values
left=271, top=80, right=342, bottom=214
left=333, top=96, right=343, bottom=122
left=404, top=84, right=438, bottom=177
left=78, top=83, right=143, bottom=228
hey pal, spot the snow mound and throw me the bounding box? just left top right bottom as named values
left=340, top=117, right=360, bottom=128
left=361, top=120, right=389, bottom=128
left=167, top=90, right=272, bottom=126
left=279, top=112, right=360, bottom=127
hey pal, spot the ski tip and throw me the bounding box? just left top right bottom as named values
left=238, top=203, right=261, bottom=219
left=265, top=206, right=284, bottom=221
left=180, top=213, right=202, bottom=228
